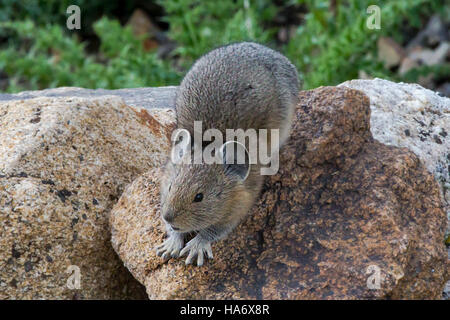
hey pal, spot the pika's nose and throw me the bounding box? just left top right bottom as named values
left=163, top=214, right=180, bottom=231
left=162, top=210, right=174, bottom=223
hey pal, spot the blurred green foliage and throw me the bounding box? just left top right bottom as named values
left=285, top=0, right=445, bottom=88
left=0, top=0, right=141, bottom=30
left=159, top=0, right=276, bottom=66
left=0, top=18, right=179, bottom=91
left=0, top=0, right=447, bottom=92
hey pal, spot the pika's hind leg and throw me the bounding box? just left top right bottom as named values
left=277, top=93, right=297, bottom=147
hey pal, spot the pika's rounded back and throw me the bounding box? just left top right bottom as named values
left=175, top=42, right=300, bottom=144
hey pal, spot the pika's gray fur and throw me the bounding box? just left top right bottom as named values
left=156, top=42, right=300, bottom=266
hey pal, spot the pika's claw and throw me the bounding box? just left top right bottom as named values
left=179, top=236, right=213, bottom=266
left=155, top=232, right=184, bottom=260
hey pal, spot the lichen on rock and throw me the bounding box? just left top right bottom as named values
left=340, top=78, right=449, bottom=227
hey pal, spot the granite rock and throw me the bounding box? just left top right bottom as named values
left=0, top=86, right=177, bottom=111
left=110, top=86, right=449, bottom=299
left=340, top=79, right=450, bottom=298
left=0, top=95, right=173, bottom=299
left=339, top=79, right=449, bottom=230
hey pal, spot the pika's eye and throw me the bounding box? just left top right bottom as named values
left=193, top=193, right=203, bottom=202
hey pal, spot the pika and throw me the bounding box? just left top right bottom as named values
left=156, top=42, right=299, bottom=266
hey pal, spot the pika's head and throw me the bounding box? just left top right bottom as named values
left=160, top=138, right=251, bottom=233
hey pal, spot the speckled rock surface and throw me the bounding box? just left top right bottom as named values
left=0, top=95, right=173, bottom=299
left=339, top=79, right=449, bottom=225
left=340, top=79, right=450, bottom=298
left=0, top=86, right=177, bottom=111
left=110, top=87, right=449, bottom=299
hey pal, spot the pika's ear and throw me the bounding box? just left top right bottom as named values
left=220, top=141, right=251, bottom=181
left=171, top=128, right=191, bottom=163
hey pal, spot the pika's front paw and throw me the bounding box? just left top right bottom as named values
left=179, top=235, right=213, bottom=266
left=155, top=232, right=184, bottom=260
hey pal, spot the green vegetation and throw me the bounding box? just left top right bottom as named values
left=0, top=18, right=178, bottom=91
left=0, top=0, right=446, bottom=92
left=284, top=0, right=444, bottom=88
left=159, top=0, right=276, bottom=66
